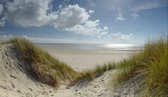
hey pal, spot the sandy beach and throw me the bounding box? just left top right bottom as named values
left=44, top=48, right=135, bottom=71
left=0, top=0, right=167, bottom=96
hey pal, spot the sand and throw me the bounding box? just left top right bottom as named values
left=0, top=44, right=58, bottom=97
left=44, top=48, right=135, bottom=71
left=0, top=44, right=141, bottom=97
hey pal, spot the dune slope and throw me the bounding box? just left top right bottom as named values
left=0, top=43, right=60, bottom=97
left=0, top=43, right=136, bottom=97
left=0, top=43, right=111, bottom=97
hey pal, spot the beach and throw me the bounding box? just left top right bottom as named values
left=0, top=0, right=167, bottom=96
left=0, top=43, right=138, bottom=97
left=0, top=41, right=144, bottom=97
left=44, top=48, right=136, bottom=71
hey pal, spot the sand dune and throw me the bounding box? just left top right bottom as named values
left=0, top=43, right=140, bottom=97
left=0, top=44, right=58, bottom=97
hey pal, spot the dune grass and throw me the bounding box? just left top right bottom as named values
left=115, top=37, right=168, bottom=96
left=8, top=38, right=116, bottom=87
left=8, top=36, right=168, bottom=96
left=10, top=38, right=79, bottom=87
left=70, top=63, right=116, bottom=85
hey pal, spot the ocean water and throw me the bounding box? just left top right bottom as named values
left=36, top=43, right=143, bottom=51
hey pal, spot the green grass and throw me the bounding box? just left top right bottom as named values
left=8, top=38, right=116, bottom=87
left=8, top=36, right=168, bottom=96
left=10, top=38, right=79, bottom=87
left=115, top=37, right=168, bottom=96
left=70, top=63, right=116, bottom=85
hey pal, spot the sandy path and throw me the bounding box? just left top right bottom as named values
left=72, top=70, right=117, bottom=97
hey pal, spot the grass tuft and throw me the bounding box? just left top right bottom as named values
left=71, top=63, right=116, bottom=85
left=115, top=36, right=168, bottom=96
left=10, top=38, right=79, bottom=87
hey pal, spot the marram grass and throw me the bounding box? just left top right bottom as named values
left=70, top=63, right=116, bottom=86
left=9, top=38, right=116, bottom=87
left=10, top=38, right=79, bottom=87
left=115, top=37, right=168, bottom=96
left=8, top=37, right=168, bottom=96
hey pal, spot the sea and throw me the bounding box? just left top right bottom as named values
left=36, top=43, right=143, bottom=51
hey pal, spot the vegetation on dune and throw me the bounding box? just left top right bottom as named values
left=8, top=36, right=168, bottom=97
left=10, top=38, right=79, bottom=87
left=71, top=63, right=116, bottom=85
left=8, top=38, right=116, bottom=87
left=115, top=36, right=168, bottom=96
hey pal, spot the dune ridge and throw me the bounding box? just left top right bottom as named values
left=0, top=37, right=167, bottom=97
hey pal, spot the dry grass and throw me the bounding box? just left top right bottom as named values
left=8, top=36, right=168, bottom=97
left=70, top=63, right=115, bottom=85
left=10, top=38, right=79, bottom=87
left=8, top=38, right=116, bottom=87
left=115, top=36, right=168, bottom=96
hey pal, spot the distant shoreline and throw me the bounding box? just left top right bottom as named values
left=36, top=43, right=143, bottom=52
left=43, top=47, right=135, bottom=71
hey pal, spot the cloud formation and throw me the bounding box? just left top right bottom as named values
left=65, top=20, right=108, bottom=36
left=131, top=2, right=161, bottom=12
left=0, top=0, right=110, bottom=38
left=131, top=13, right=139, bottom=18
left=0, top=0, right=91, bottom=28
left=88, top=0, right=166, bottom=20
left=0, top=0, right=133, bottom=40
left=109, top=33, right=133, bottom=40
left=6, top=0, right=52, bottom=27
left=54, top=4, right=90, bottom=28
left=22, top=35, right=76, bottom=43
left=115, top=13, right=125, bottom=21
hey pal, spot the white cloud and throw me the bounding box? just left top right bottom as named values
left=89, top=0, right=130, bottom=11
left=87, top=0, right=166, bottom=20
left=131, top=13, right=139, bottom=18
left=0, top=0, right=108, bottom=37
left=132, top=2, right=161, bottom=12
left=103, top=26, right=108, bottom=30
left=6, top=0, right=52, bottom=27
left=53, top=4, right=90, bottom=28
left=0, top=0, right=134, bottom=41
left=22, top=35, right=77, bottom=43
left=115, top=13, right=125, bottom=21
left=65, top=20, right=108, bottom=36
left=109, top=33, right=132, bottom=40
left=1, top=1, right=91, bottom=28
left=23, top=35, right=60, bottom=43
left=88, top=10, right=95, bottom=14
left=0, top=0, right=111, bottom=38
left=55, top=5, right=109, bottom=37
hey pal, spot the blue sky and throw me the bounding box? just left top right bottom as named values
left=0, top=0, right=167, bottom=43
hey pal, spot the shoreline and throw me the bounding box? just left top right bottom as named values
left=43, top=48, right=136, bottom=71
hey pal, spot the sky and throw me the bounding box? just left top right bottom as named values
left=0, top=0, right=167, bottom=44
